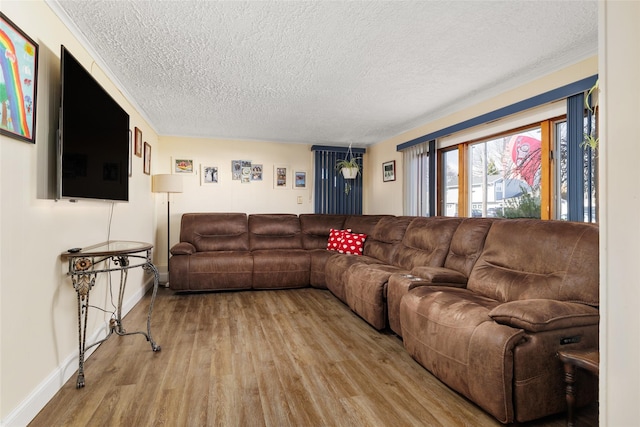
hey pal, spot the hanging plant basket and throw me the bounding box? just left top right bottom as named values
left=336, top=143, right=361, bottom=182
left=341, top=167, right=359, bottom=179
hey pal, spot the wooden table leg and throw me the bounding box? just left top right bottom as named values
left=563, top=360, right=577, bottom=427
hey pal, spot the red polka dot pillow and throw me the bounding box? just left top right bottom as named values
left=338, top=231, right=367, bottom=255
left=327, top=228, right=350, bottom=251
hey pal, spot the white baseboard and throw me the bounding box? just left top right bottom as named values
left=1, top=278, right=154, bottom=427
left=159, top=271, right=168, bottom=284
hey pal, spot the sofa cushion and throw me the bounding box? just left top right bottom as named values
left=338, top=231, right=367, bottom=255
left=300, top=214, right=347, bottom=249
left=393, top=217, right=462, bottom=270
left=179, top=213, right=249, bottom=251
left=327, top=228, right=350, bottom=251
left=443, top=218, right=494, bottom=277
left=410, top=266, right=467, bottom=284
left=401, top=285, right=526, bottom=423
left=169, top=251, right=253, bottom=291
left=343, top=214, right=390, bottom=235
left=170, top=242, right=196, bottom=255
left=249, top=214, right=303, bottom=250
left=344, top=263, right=407, bottom=329
left=325, top=253, right=383, bottom=303
left=364, top=216, right=414, bottom=264
left=468, top=219, right=599, bottom=305
left=489, top=299, right=600, bottom=332
left=252, top=249, right=310, bottom=289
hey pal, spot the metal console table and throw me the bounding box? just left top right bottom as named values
left=62, top=241, right=162, bottom=388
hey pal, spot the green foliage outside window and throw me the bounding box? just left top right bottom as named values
left=496, top=186, right=541, bottom=219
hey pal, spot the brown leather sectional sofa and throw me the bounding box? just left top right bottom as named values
left=169, top=212, right=599, bottom=424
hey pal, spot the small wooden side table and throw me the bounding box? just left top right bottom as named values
left=557, top=349, right=599, bottom=427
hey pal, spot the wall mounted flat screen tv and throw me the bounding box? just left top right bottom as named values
left=57, top=46, right=130, bottom=202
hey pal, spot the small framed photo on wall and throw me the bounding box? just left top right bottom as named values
left=201, top=165, right=218, bottom=184
left=294, top=171, right=307, bottom=189
left=143, top=142, right=151, bottom=175
left=251, top=164, right=263, bottom=181
left=382, top=160, right=396, bottom=182
left=173, top=158, right=194, bottom=174
left=274, top=165, right=289, bottom=189
left=134, top=127, right=142, bottom=157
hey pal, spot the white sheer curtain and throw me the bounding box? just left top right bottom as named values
left=402, top=141, right=430, bottom=216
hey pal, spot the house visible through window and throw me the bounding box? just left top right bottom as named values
left=469, top=128, right=542, bottom=218
left=399, top=77, right=598, bottom=223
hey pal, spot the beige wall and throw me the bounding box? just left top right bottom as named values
left=365, top=57, right=598, bottom=216
left=1, top=1, right=159, bottom=424
left=599, top=1, right=640, bottom=424
left=153, top=136, right=315, bottom=273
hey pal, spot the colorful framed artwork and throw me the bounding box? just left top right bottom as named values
left=383, top=160, right=396, bottom=182
left=274, top=165, right=289, bottom=189
left=173, top=158, right=194, bottom=174
left=201, top=165, right=218, bottom=184
left=143, top=142, right=151, bottom=175
left=294, top=171, right=307, bottom=189
left=134, top=127, right=142, bottom=157
left=0, top=12, right=39, bottom=144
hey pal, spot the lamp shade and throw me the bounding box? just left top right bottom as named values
left=152, top=174, right=183, bottom=193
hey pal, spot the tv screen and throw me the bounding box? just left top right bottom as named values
left=58, top=46, right=130, bottom=202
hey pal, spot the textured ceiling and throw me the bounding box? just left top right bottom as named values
left=48, top=0, right=597, bottom=146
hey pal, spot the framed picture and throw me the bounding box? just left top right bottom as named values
left=274, top=165, right=289, bottom=189
left=0, top=12, right=39, bottom=144
left=143, top=142, right=151, bottom=175
left=201, top=165, right=218, bottom=184
left=231, top=160, right=251, bottom=180
left=294, top=171, right=307, bottom=189
left=134, top=127, right=142, bottom=157
left=383, top=160, right=396, bottom=182
left=173, top=158, right=194, bottom=174
left=251, top=164, right=263, bottom=181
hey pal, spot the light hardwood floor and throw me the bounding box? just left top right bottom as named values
left=29, top=288, right=597, bottom=426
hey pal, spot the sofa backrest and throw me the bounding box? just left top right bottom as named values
left=343, top=215, right=390, bottom=235
left=393, top=217, right=463, bottom=270
left=249, top=214, right=303, bottom=250
left=364, top=216, right=415, bottom=264
left=467, top=219, right=599, bottom=306
left=179, top=213, right=249, bottom=251
left=443, top=218, right=495, bottom=277
left=299, top=214, right=347, bottom=250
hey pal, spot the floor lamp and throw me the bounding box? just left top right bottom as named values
left=152, top=174, right=183, bottom=286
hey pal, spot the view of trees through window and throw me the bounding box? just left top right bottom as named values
left=442, top=127, right=541, bottom=218
left=469, top=128, right=542, bottom=218
left=421, top=87, right=598, bottom=222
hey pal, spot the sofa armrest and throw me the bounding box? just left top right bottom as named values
left=170, top=242, right=196, bottom=255
left=410, top=266, right=467, bottom=284
left=489, top=299, right=599, bottom=332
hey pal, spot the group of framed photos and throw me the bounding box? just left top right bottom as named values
left=131, top=126, right=151, bottom=175
left=168, top=158, right=307, bottom=189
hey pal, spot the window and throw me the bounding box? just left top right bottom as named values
left=397, top=76, right=598, bottom=222
left=312, top=146, right=364, bottom=214
left=441, top=148, right=459, bottom=217
left=469, top=128, right=542, bottom=218
left=403, top=141, right=430, bottom=216
left=554, top=116, right=598, bottom=222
